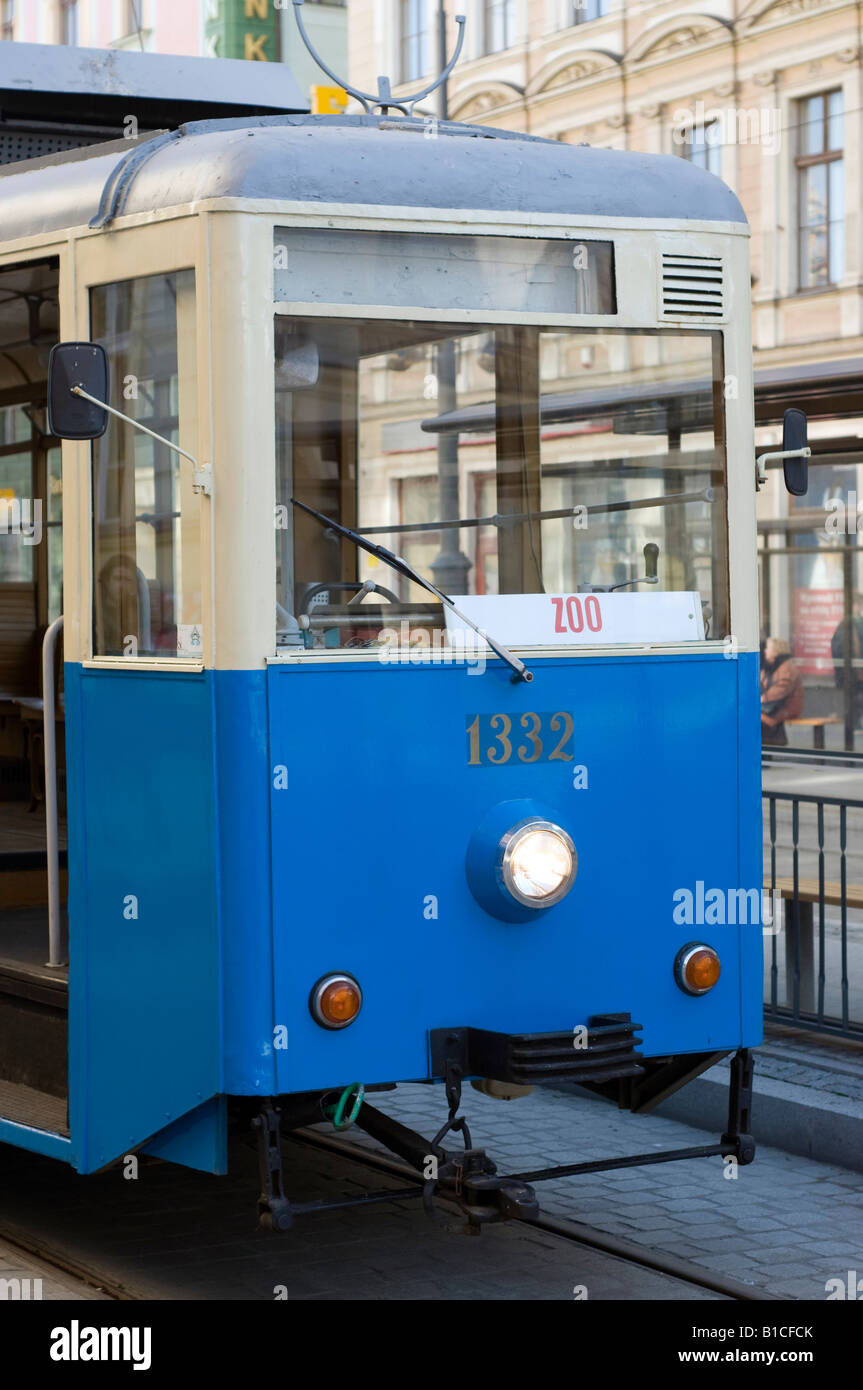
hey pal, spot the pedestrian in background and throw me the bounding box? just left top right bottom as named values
left=761, top=637, right=803, bottom=746
left=830, top=593, right=863, bottom=730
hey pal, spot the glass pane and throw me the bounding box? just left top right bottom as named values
left=47, top=443, right=62, bottom=525
left=0, top=405, right=32, bottom=446
left=803, top=95, right=824, bottom=155
left=275, top=322, right=729, bottom=649
left=90, top=270, right=200, bottom=659
left=800, top=225, right=828, bottom=288
left=274, top=228, right=616, bottom=316
left=828, top=90, right=844, bottom=150
left=706, top=133, right=722, bottom=178
left=486, top=0, right=513, bottom=52
left=829, top=218, right=845, bottom=284
left=0, top=449, right=35, bottom=582
left=828, top=160, right=845, bottom=281
left=802, top=162, right=827, bottom=227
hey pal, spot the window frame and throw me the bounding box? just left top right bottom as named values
left=74, top=218, right=210, bottom=672
left=0, top=0, right=14, bottom=42
left=574, top=0, right=609, bottom=26
left=677, top=120, right=723, bottom=178
left=273, top=307, right=732, bottom=658
left=796, top=89, right=845, bottom=292
left=59, top=0, right=79, bottom=46
left=482, top=0, right=516, bottom=55
left=399, top=0, right=429, bottom=83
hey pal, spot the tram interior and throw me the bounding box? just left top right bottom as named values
left=0, top=258, right=68, bottom=1134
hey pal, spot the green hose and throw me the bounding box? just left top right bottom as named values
left=324, top=1082, right=365, bottom=1130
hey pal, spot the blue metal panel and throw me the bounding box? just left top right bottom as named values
left=267, top=651, right=763, bottom=1094
left=65, top=664, right=221, bottom=1173
left=737, top=651, right=765, bottom=1045
left=0, top=1117, right=72, bottom=1162
left=212, top=670, right=277, bottom=1098
left=142, top=1097, right=228, bottom=1174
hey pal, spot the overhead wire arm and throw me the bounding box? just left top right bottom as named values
left=291, top=0, right=465, bottom=117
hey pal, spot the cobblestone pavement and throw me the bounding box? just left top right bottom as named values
left=0, top=1237, right=109, bottom=1300
left=0, top=1129, right=720, bottom=1302
left=728, top=1030, right=863, bottom=1104
left=0, top=1068, right=858, bottom=1301
left=346, top=1081, right=863, bottom=1301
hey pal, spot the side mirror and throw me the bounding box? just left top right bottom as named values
left=47, top=342, right=109, bottom=440
left=782, top=408, right=809, bottom=497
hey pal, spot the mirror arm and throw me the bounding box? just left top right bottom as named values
left=71, top=385, right=212, bottom=496
left=755, top=446, right=811, bottom=492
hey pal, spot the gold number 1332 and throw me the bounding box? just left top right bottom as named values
left=466, top=711, right=574, bottom=766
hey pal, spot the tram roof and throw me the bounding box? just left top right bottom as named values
left=0, top=40, right=307, bottom=132
left=0, top=114, right=747, bottom=242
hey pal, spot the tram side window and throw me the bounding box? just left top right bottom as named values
left=90, top=271, right=201, bottom=659
left=275, top=320, right=730, bottom=649
left=0, top=257, right=62, bottom=696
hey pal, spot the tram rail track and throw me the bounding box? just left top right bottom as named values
left=290, top=1126, right=780, bottom=1303
left=0, top=1130, right=779, bottom=1303
left=0, top=1219, right=138, bottom=1301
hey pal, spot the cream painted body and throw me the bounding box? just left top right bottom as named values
left=0, top=197, right=757, bottom=671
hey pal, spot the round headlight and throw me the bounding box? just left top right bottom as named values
left=499, top=819, right=577, bottom=909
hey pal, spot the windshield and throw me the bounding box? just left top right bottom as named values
left=275, top=320, right=729, bottom=652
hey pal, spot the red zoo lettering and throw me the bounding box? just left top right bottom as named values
left=565, top=596, right=584, bottom=633
left=551, top=597, right=566, bottom=633
left=585, top=595, right=602, bottom=632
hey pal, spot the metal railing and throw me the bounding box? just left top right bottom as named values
left=763, top=783, right=863, bottom=1039
left=43, top=614, right=64, bottom=969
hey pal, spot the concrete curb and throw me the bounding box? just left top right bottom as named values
left=655, top=1063, right=863, bottom=1173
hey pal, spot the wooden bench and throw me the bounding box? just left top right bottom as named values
left=768, top=876, right=863, bottom=912
left=785, top=716, right=843, bottom=750
left=764, top=874, right=863, bottom=1012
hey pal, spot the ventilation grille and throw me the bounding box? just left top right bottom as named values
left=661, top=252, right=724, bottom=320
left=0, top=128, right=108, bottom=166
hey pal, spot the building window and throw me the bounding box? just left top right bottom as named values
left=484, top=0, right=515, bottom=54
left=679, top=120, right=722, bottom=177
left=60, top=0, right=78, bottom=45
left=0, top=0, right=13, bottom=41
left=400, top=0, right=429, bottom=83
left=574, top=0, right=609, bottom=24
left=797, top=90, right=845, bottom=290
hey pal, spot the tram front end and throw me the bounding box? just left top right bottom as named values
left=19, top=117, right=786, bottom=1225
left=227, top=121, right=768, bottom=1218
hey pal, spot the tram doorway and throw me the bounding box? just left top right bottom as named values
left=0, top=257, right=68, bottom=1135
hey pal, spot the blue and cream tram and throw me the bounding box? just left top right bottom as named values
left=0, top=40, right=809, bottom=1228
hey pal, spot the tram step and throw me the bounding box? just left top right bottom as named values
left=0, top=986, right=68, bottom=1099
left=0, top=1077, right=68, bottom=1136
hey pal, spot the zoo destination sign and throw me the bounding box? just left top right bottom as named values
left=205, top=0, right=281, bottom=62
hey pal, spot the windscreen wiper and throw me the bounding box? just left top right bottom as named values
left=291, top=498, right=532, bottom=683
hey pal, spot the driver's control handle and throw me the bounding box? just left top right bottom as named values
left=348, top=580, right=379, bottom=605
left=592, top=543, right=661, bottom=593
